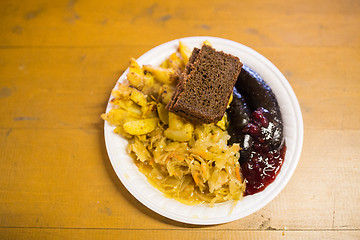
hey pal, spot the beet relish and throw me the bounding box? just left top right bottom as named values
left=241, top=108, right=286, bottom=196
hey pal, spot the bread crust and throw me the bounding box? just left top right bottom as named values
left=166, top=45, right=242, bottom=124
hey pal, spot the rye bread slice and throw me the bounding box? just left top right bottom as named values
left=166, top=44, right=242, bottom=124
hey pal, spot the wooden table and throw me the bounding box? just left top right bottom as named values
left=1, top=0, right=359, bottom=239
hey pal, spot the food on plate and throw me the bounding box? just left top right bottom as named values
left=102, top=40, right=287, bottom=204
left=227, top=65, right=286, bottom=195
left=166, top=44, right=242, bottom=124
left=102, top=41, right=246, bottom=206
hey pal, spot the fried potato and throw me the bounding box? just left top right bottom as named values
left=110, top=98, right=142, bottom=116
left=168, top=52, right=185, bottom=71
left=203, top=40, right=212, bottom=46
left=141, top=102, right=157, bottom=118
left=127, top=58, right=154, bottom=90
left=216, top=113, right=227, bottom=131
left=157, top=103, right=169, bottom=125
left=158, top=84, right=174, bottom=104
left=179, top=41, right=191, bottom=64
left=165, top=112, right=194, bottom=141
left=123, top=118, right=159, bottom=135
left=168, top=112, right=185, bottom=129
left=160, top=52, right=184, bottom=72
left=164, top=125, right=193, bottom=142
left=143, top=65, right=177, bottom=84
left=129, top=88, right=147, bottom=106
left=114, top=125, right=133, bottom=139
left=227, top=93, right=233, bottom=107
left=101, top=108, right=139, bottom=126
left=114, top=83, right=147, bottom=107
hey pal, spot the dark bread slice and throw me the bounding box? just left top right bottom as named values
left=166, top=44, right=242, bottom=124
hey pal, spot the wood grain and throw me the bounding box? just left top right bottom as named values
left=0, top=0, right=359, bottom=239
left=1, top=228, right=360, bottom=240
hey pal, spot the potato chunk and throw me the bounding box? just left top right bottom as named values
left=164, top=126, right=193, bottom=142
left=179, top=41, right=191, bottom=64
left=127, top=58, right=154, bottom=90
left=123, top=118, right=159, bottom=135
left=157, top=103, right=169, bottom=125
left=164, top=112, right=194, bottom=141
left=143, top=65, right=177, bottom=84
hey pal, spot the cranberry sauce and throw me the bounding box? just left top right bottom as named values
left=241, top=108, right=286, bottom=196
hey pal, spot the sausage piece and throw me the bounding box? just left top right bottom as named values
left=227, top=88, right=253, bottom=163
left=232, top=65, right=284, bottom=150
left=227, top=87, right=251, bottom=139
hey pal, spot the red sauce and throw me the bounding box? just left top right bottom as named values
left=240, top=108, right=286, bottom=195
left=241, top=143, right=286, bottom=195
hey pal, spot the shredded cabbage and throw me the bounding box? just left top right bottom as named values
left=102, top=41, right=246, bottom=206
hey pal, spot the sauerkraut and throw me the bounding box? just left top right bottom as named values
left=102, top=41, right=246, bottom=206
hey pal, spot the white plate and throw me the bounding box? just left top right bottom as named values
left=104, top=36, right=303, bottom=225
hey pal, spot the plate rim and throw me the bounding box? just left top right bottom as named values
left=103, top=36, right=304, bottom=225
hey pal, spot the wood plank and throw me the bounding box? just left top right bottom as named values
left=0, top=228, right=359, bottom=240
left=0, top=0, right=359, bottom=237
left=0, top=46, right=149, bottom=130
left=0, top=128, right=359, bottom=229
left=0, top=0, right=359, bottom=48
